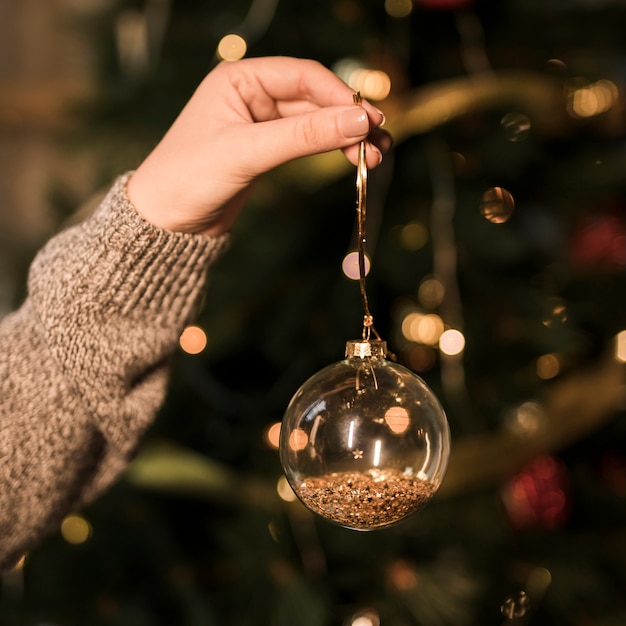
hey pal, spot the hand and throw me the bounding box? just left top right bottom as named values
left=127, top=56, right=392, bottom=236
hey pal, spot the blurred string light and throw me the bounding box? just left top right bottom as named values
left=480, top=186, right=515, bottom=224
left=288, top=428, right=308, bottom=451
left=386, top=558, right=419, bottom=590
left=439, top=328, right=465, bottom=356
left=398, top=221, right=428, bottom=251
left=61, top=514, right=92, bottom=545
left=505, top=400, right=545, bottom=436
left=615, top=330, right=626, bottom=362
left=401, top=311, right=445, bottom=345
left=265, top=422, right=281, bottom=449
left=384, top=0, right=413, bottom=18
left=542, top=297, right=567, bottom=327
left=350, top=69, right=392, bottom=102
left=343, top=250, right=371, bottom=280
left=500, top=112, right=531, bottom=142
left=567, top=78, right=619, bottom=119
left=333, top=59, right=392, bottom=102
left=348, top=609, right=380, bottom=626
left=216, top=0, right=279, bottom=61
left=418, top=275, right=445, bottom=309
left=217, top=34, right=247, bottom=61
left=501, top=571, right=553, bottom=617
left=276, top=475, right=297, bottom=502
left=528, top=566, right=552, bottom=593
left=179, top=325, right=207, bottom=354
left=501, top=590, right=530, bottom=620
left=536, top=353, right=560, bottom=380
left=384, top=406, right=410, bottom=434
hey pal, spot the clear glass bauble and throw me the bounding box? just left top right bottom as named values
left=280, top=340, right=450, bottom=530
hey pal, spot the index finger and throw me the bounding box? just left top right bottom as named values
left=218, top=56, right=385, bottom=125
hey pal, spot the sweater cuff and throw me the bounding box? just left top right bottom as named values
left=30, top=172, right=230, bottom=325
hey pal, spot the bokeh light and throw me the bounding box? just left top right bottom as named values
left=501, top=590, right=530, bottom=620
left=506, top=400, right=545, bottom=436
left=333, top=58, right=364, bottom=84
left=480, top=187, right=515, bottom=224
left=217, top=34, right=247, bottom=61
left=567, top=79, right=618, bottom=118
left=384, top=0, right=413, bottom=18
left=536, top=353, right=560, bottom=380
left=418, top=275, right=445, bottom=308
left=349, top=609, right=380, bottom=626
left=61, top=514, right=92, bottom=544
left=179, top=325, right=207, bottom=354
left=401, top=312, right=445, bottom=345
left=384, top=406, right=410, bottom=434
left=348, top=69, right=392, bottom=101
left=265, top=422, right=281, bottom=449
left=398, top=221, right=428, bottom=251
left=500, top=112, right=531, bottom=141
left=615, top=330, right=626, bottom=362
left=527, top=566, right=553, bottom=597
left=542, top=297, right=567, bottom=327
left=439, top=328, right=465, bottom=356
left=387, top=559, right=419, bottom=591
left=276, top=476, right=297, bottom=502
left=342, top=251, right=371, bottom=280
left=333, top=58, right=391, bottom=101
left=288, top=428, right=308, bottom=451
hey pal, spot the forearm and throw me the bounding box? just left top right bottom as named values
left=0, top=174, right=228, bottom=569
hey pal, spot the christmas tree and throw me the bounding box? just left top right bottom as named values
left=2, top=0, right=626, bottom=624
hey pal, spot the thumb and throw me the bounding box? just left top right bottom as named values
left=239, top=105, right=379, bottom=174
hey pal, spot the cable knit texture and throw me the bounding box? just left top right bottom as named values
left=0, top=174, right=229, bottom=570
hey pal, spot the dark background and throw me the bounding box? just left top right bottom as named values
left=2, top=0, right=626, bottom=624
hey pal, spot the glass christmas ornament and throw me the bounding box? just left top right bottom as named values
left=280, top=339, right=450, bottom=529
left=280, top=93, right=450, bottom=530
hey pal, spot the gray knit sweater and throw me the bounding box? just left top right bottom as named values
left=0, top=174, right=229, bottom=570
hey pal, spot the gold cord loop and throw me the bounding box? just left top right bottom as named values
left=353, top=92, right=381, bottom=342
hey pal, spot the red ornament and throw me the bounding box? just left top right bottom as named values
left=569, top=212, right=626, bottom=272
left=501, top=455, right=571, bottom=530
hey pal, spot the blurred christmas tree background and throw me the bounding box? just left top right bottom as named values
left=3, top=0, right=626, bottom=624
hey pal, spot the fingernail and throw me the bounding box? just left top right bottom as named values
left=374, top=107, right=386, bottom=127
left=369, top=144, right=383, bottom=166
left=340, top=108, right=369, bottom=138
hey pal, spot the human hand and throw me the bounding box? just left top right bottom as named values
left=127, top=56, right=392, bottom=236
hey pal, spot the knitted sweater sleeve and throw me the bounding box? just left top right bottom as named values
left=0, top=174, right=229, bottom=570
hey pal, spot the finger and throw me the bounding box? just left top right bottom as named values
left=228, top=104, right=383, bottom=174
left=218, top=57, right=385, bottom=126
left=342, top=128, right=393, bottom=168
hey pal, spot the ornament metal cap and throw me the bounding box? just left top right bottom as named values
left=345, top=339, right=387, bottom=359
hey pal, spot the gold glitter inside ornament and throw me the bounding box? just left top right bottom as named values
left=280, top=339, right=450, bottom=529
left=279, top=94, right=450, bottom=530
